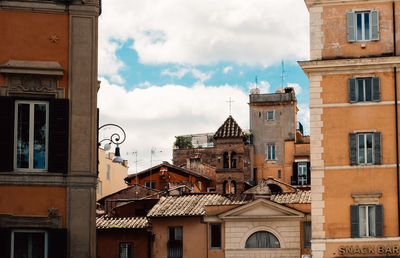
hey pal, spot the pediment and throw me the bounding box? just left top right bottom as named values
left=219, top=198, right=304, bottom=219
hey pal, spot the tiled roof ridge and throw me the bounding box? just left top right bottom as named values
left=270, top=190, right=311, bottom=204
left=96, top=215, right=150, bottom=229
left=214, top=115, right=245, bottom=139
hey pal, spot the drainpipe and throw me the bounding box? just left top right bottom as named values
left=393, top=1, right=400, bottom=236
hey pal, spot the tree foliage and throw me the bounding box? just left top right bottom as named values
left=174, top=136, right=193, bottom=149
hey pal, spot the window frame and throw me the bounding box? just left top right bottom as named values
left=347, top=10, right=379, bottom=42
left=14, top=100, right=49, bottom=172
left=351, top=204, right=383, bottom=238
left=357, top=133, right=374, bottom=165
left=245, top=231, right=280, bottom=249
left=266, top=110, right=274, bottom=121
left=304, top=222, right=311, bottom=249
left=355, top=11, right=372, bottom=41
left=359, top=205, right=376, bottom=237
left=267, top=145, right=276, bottom=160
left=297, top=162, right=308, bottom=185
left=119, top=242, right=133, bottom=258
left=209, top=223, right=221, bottom=250
left=168, top=226, right=183, bottom=258
left=144, top=180, right=156, bottom=189
left=11, top=229, right=48, bottom=258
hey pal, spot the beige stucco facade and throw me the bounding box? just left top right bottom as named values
left=97, top=148, right=128, bottom=199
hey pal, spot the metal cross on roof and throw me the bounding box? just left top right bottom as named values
left=226, top=97, right=235, bottom=115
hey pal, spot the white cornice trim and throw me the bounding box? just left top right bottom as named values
left=312, top=101, right=400, bottom=108
left=312, top=236, right=400, bottom=243
left=305, top=0, right=398, bottom=9
left=324, top=164, right=397, bottom=170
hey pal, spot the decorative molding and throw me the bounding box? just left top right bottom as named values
left=352, top=192, right=382, bottom=204
left=48, top=34, right=60, bottom=44
left=313, top=101, right=400, bottom=108
left=325, top=164, right=397, bottom=170
left=312, top=236, right=400, bottom=243
left=0, top=172, right=97, bottom=187
left=0, top=213, right=62, bottom=228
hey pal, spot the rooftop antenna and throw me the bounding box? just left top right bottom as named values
left=280, top=60, right=286, bottom=88
left=226, top=97, right=235, bottom=116
left=255, top=76, right=258, bottom=88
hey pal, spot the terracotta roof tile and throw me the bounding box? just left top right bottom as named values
left=270, top=190, right=311, bottom=204
left=148, top=194, right=246, bottom=217
left=96, top=216, right=150, bottom=229
left=214, top=116, right=244, bottom=139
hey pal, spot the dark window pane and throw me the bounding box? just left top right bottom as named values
left=304, top=222, right=311, bottom=248
left=358, top=134, right=365, bottom=163
left=210, top=224, right=221, bottom=248
left=357, top=79, right=364, bottom=101
left=367, top=134, right=373, bottom=163
left=119, top=243, right=133, bottom=258
left=365, top=79, right=372, bottom=101
left=16, top=104, right=30, bottom=169
left=245, top=231, right=280, bottom=248
left=357, top=13, right=362, bottom=40
left=34, top=104, right=47, bottom=169
left=364, top=13, right=370, bottom=40
left=14, top=232, right=45, bottom=258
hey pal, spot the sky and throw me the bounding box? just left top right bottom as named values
left=97, top=0, right=310, bottom=173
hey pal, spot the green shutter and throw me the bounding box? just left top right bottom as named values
left=0, top=96, right=14, bottom=172
left=371, top=10, right=379, bottom=41
left=372, top=77, right=380, bottom=102
left=291, top=162, right=298, bottom=185
left=350, top=205, right=360, bottom=238
left=348, top=78, right=357, bottom=102
left=349, top=133, right=358, bottom=165
left=48, top=228, right=67, bottom=258
left=375, top=205, right=383, bottom=237
left=306, top=162, right=311, bottom=185
left=374, top=132, right=382, bottom=165
left=347, top=12, right=356, bottom=42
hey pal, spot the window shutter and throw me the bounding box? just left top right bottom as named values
left=0, top=96, right=14, bottom=172
left=348, top=78, right=357, bottom=103
left=291, top=162, right=298, bottom=185
left=371, top=10, right=379, bottom=40
left=350, top=205, right=360, bottom=238
left=48, top=228, right=67, bottom=258
left=375, top=204, right=383, bottom=237
left=374, top=132, right=382, bottom=165
left=372, top=77, right=380, bottom=102
left=0, top=228, right=11, bottom=257
left=307, top=162, right=311, bottom=185
left=347, top=12, right=356, bottom=42
left=349, top=133, right=358, bottom=165
left=48, top=99, right=69, bottom=173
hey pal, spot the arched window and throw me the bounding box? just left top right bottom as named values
left=268, top=184, right=283, bottom=194
left=223, top=152, right=229, bottom=168
left=245, top=231, right=280, bottom=248
left=231, top=152, right=237, bottom=168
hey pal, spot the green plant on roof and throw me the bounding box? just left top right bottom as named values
left=174, top=136, right=193, bottom=149
left=109, top=225, right=125, bottom=229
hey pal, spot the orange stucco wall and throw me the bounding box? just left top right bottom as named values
left=0, top=185, right=67, bottom=227
left=322, top=2, right=395, bottom=59
left=151, top=217, right=207, bottom=258
left=0, top=10, right=69, bottom=95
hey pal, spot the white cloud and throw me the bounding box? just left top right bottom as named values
left=247, top=80, right=271, bottom=94
left=161, top=68, right=190, bottom=79
left=98, top=0, right=309, bottom=77
left=223, top=66, right=233, bottom=74
left=161, top=67, right=213, bottom=83
left=98, top=77, right=249, bottom=173
left=287, top=83, right=302, bottom=95
left=297, top=103, right=310, bottom=135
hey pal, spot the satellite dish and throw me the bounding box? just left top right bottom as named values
left=104, top=143, right=111, bottom=151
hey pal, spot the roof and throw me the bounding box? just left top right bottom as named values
left=148, top=194, right=247, bottom=217
left=270, top=190, right=311, bottom=204
left=125, top=161, right=212, bottom=181
left=97, top=184, right=161, bottom=204
left=214, top=116, right=245, bottom=139
left=96, top=216, right=150, bottom=229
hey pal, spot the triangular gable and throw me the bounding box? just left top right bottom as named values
left=218, top=198, right=304, bottom=219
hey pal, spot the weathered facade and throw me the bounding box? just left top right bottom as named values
left=300, top=0, right=400, bottom=257
left=0, top=1, right=100, bottom=257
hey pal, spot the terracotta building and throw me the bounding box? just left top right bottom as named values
left=299, top=0, right=400, bottom=257
left=0, top=0, right=100, bottom=257
left=97, top=148, right=129, bottom=200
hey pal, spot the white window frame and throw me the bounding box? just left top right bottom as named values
left=11, top=229, right=48, bottom=258
left=14, top=100, right=49, bottom=172
left=298, top=163, right=307, bottom=185
left=106, top=164, right=111, bottom=180
left=356, top=78, right=373, bottom=102
left=267, top=145, right=276, bottom=160
left=359, top=205, right=376, bottom=237
left=267, top=110, right=274, bottom=121
left=355, top=11, right=372, bottom=41
left=357, top=133, right=374, bottom=165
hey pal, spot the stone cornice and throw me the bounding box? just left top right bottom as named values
left=304, top=0, right=398, bottom=9
left=0, top=60, right=64, bottom=76
left=298, top=56, right=400, bottom=76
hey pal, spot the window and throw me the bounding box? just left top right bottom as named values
left=347, top=11, right=379, bottom=42
left=11, top=230, right=47, bottom=258
left=144, top=181, right=156, bottom=189
left=97, top=181, right=102, bottom=195
left=210, top=224, right=221, bottom=249
left=0, top=97, right=69, bottom=173
left=304, top=222, right=311, bottom=249
left=245, top=231, right=280, bottom=248
left=106, top=164, right=110, bottom=180
left=348, top=77, right=380, bottom=103
left=14, top=101, right=49, bottom=171
left=298, top=163, right=308, bottom=185
left=267, top=145, right=276, bottom=160
left=349, top=132, right=381, bottom=165
left=267, top=111, right=274, bottom=121
left=119, top=242, right=133, bottom=258
left=350, top=205, right=383, bottom=238
left=168, top=227, right=182, bottom=258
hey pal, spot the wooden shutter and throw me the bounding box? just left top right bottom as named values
left=306, top=162, right=311, bottom=185
left=374, top=132, right=382, bottom=165
left=0, top=96, right=14, bottom=172
left=291, top=162, right=298, bottom=185
left=375, top=204, right=383, bottom=237
left=48, top=228, right=67, bottom=258
left=350, top=205, right=359, bottom=238
left=348, top=78, right=357, bottom=102
left=371, top=10, right=379, bottom=40
left=0, top=228, right=11, bottom=257
left=48, top=99, right=69, bottom=173
left=349, top=133, right=358, bottom=165
left=372, top=77, right=380, bottom=102
left=347, top=12, right=356, bottom=42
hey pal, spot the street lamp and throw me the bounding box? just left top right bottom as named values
left=98, top=123, right=126, bottom=163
